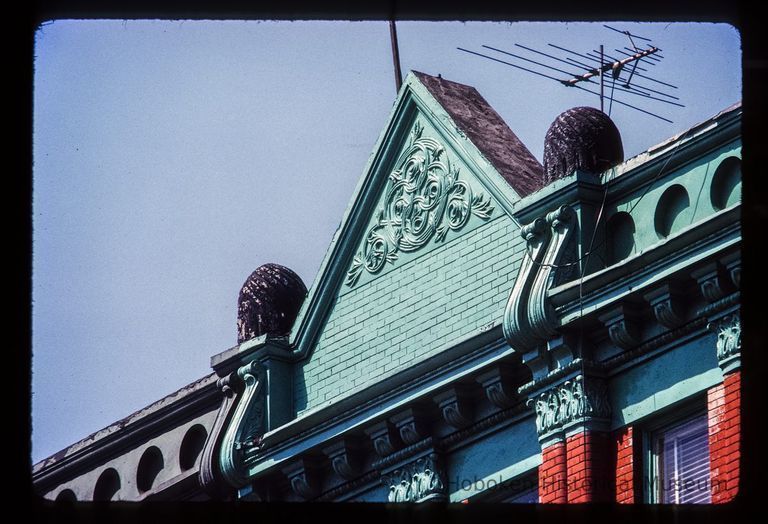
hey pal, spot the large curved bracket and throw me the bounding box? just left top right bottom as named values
left=219, top=361, right=267, bottom=488
left=503, top=205, right=576, bottom=354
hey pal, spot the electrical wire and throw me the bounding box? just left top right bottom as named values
left=522, top=124, right=693, bottom=271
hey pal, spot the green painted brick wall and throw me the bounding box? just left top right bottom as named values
left=294, top=214, right=524, bottom=413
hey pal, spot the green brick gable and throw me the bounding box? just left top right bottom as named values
left=288, top=72, right=543, bottom=417
left=295, top=214, right=524, bottom=412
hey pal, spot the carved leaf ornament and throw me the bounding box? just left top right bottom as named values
left=346, top=121, right=494, bottom=287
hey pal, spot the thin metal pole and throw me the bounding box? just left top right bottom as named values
left=600, top=45, right=604, bottom=112
left=389, top=20, right=403, bottom=92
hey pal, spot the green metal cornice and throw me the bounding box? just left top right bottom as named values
left=550, top=205, right=740, bottom=323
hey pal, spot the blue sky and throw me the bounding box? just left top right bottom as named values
left=32, top=20, right=741, bottom=463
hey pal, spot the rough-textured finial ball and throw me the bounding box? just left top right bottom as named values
left=237, top=263, right=308, bottom=344
left=542, top=107, right=624, bottom=184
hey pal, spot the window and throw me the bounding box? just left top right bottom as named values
left=649, top=411, right=712, bottom=503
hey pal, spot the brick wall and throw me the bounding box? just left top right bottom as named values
left=295, top=215, right=523, bottom=412
left=565, top=430, right=612, bottom=503
left=539, top=440, right=567, bottom=503
left=614, top=426, right=641, bottom=503
left=708, top=370, right=741, bottom=503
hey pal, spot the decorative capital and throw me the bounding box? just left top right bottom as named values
left=526, top=375, right=611, bottom=439
left=382, top=452, right=446, bottom=503
left=709, top=313, right=741, bottom=373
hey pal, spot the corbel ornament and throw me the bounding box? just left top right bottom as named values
left=219, top=360, right=267, bottom=488
left=365, top=421, right=401, bottom=458
left=476, top=366, right=518, bottom=410
left=643, top=283, right=687, bottom=330
left=382, top=452, right=447, bottom=503
left=504, top=205, right=576, bottom=355
left=526, top=375, right=611, bottom=439
left=198, top=371, right=243, bottom=495
left=691, top=263, right=735, bottom=304
left=709, top=313, right=741, bottom=373
left=599, top=303, right=643, bottom=350
left=433, top=386, right=474, bottom=429
left=323, top=439, right=363, bottom=481
left=391, top=407, right=431, bottom=446
left=283, top=458, right=322, bottom=501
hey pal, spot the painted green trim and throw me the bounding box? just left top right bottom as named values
left=243, top=335, right=517, bottom=479
left=551, top=206, right=740, bottom=323
left=448, top=454, right=541, bottom=502
left=609, top=335, right=723, bottom=430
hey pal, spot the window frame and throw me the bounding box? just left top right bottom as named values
left=641, top=399, right=712, bottom=504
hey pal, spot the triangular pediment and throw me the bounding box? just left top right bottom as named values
left=288, top=72, right=543, bottom=412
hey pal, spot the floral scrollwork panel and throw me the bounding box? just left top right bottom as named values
left=346, top=121, right=494, bottom=287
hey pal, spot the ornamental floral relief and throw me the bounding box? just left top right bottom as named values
left=346, top=120, right=494, bottom=287
left=383, top=453, right=446, bottom=502
left=528, top=376, right=611, bottom=437
left=711, top=314, right=741, bottom=363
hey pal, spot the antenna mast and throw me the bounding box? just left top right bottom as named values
left=389, top=20, right=403, bottom=92
left=457, top=25, right=681, bottom=123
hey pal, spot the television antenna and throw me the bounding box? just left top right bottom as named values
left=458, top=25, right=683, bottom=123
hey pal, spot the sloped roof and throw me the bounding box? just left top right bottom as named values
left=413, top=71, right=544, bottom=197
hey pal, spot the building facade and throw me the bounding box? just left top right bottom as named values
left=33, top=72, right=741, bottom=504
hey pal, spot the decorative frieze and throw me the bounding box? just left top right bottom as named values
left=381, top=452, right=446, bottom=503
left=526, top=375, right=611, bottom=438
left=346, top=120, right=493, bottom=287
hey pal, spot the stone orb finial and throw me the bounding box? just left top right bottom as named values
left=543, top=106, right=624, bottom=184
left=237, top=263, right=308, bottom=343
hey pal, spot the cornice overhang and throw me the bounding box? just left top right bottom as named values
left=212, top=325, right=534, bottom=490
left=32, top=374, right=220, bottom=492
left=550, top=204, right=740, bottom=325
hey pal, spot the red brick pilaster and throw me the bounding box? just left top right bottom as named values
left=565, top=429, right=612, bottom=502
left=539, top=440, right=567, bottom=503
left=614, top=426, right=641, bottom=503
left=708, top=370, right=741, bottom=503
